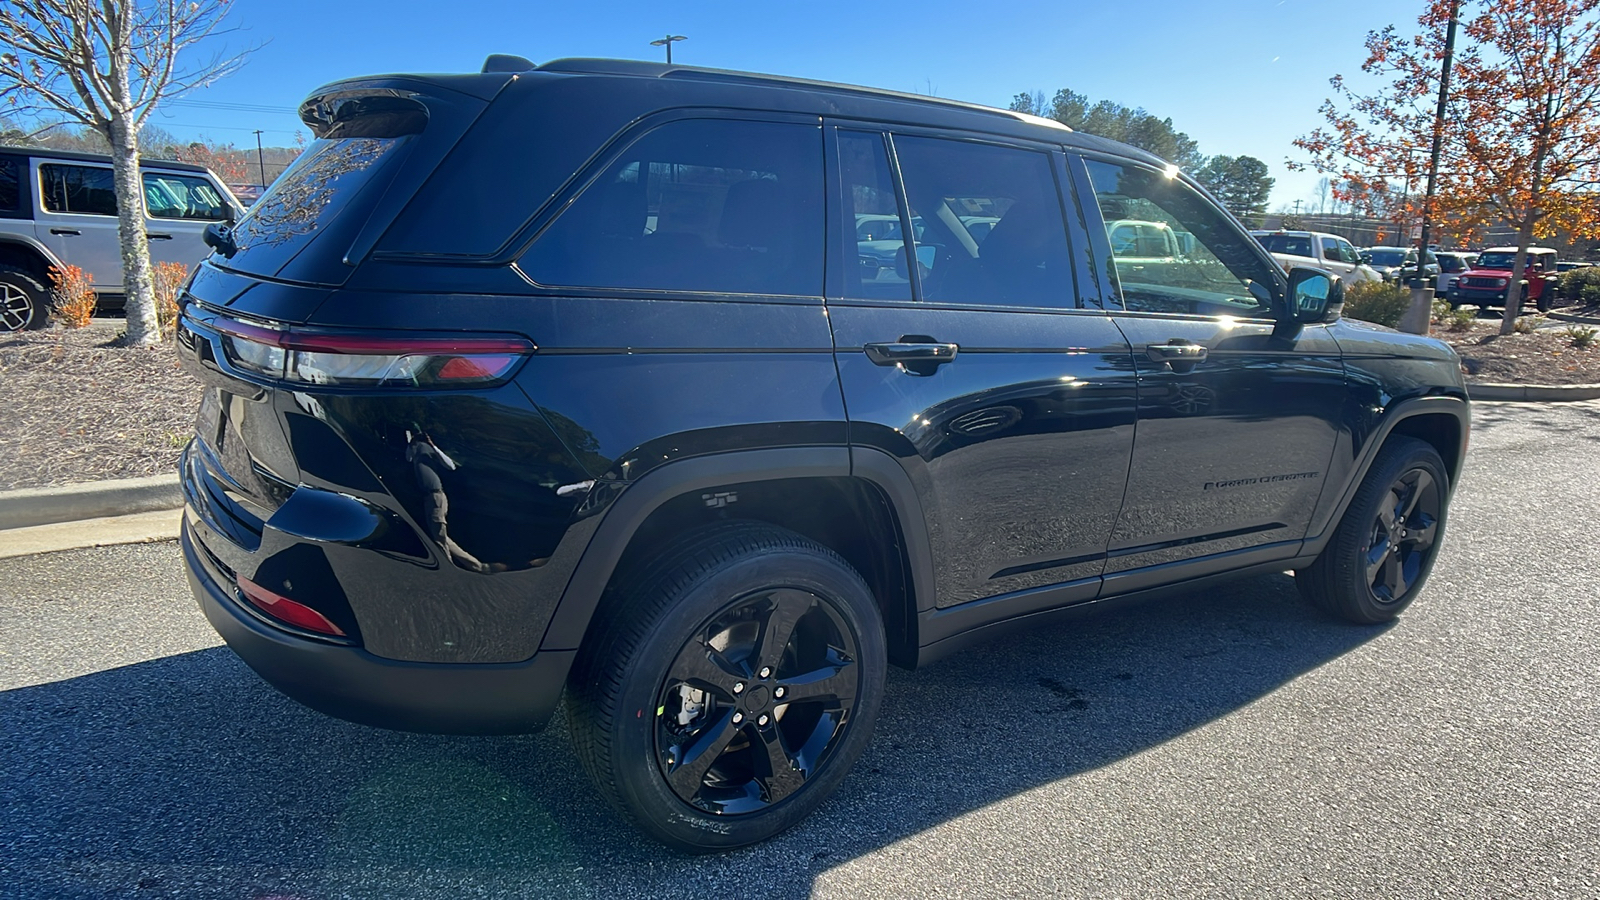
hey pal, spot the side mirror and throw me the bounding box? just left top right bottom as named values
left=203, top=222, right=237, bottom=258
left=1286, top=266, right=1342, bottom=324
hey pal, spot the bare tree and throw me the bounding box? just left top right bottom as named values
left=0, top=0, right=246, bottom=345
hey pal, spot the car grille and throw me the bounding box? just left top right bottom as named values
left=1461, top=276, right=1504, bottom=288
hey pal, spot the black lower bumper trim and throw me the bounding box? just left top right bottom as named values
left=184, top=523, right=573, bottom=735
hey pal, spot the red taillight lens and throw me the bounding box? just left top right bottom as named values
left=236, top=575, right=347, bottom=637
left=208, top=316, right=533, bottom=387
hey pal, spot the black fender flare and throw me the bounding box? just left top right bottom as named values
left=537, top=445, right=937, bottom=653
left=0, top=234, right=63, bottom=278
left=1303, top=394, right=1470, bottom=556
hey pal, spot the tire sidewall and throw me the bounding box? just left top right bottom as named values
left=607, top=549, right=887, bottom=852
left=1336, top=441, right=1450, bottom=622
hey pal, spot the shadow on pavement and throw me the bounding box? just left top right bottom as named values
left=0, top=573, right=1383, bottom=899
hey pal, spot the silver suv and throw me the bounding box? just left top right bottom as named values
left=0, top=147, right=244, bottom=331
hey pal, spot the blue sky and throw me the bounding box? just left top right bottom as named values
left=154, top=0, right=1419, bottom=207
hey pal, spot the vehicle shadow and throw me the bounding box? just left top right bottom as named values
left=0, top=573, right=1384, bottom=899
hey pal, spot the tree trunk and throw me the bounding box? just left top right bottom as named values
left=1498, top=217, right=1538, bottom=335
left=107, top=115, right=157, bottom=345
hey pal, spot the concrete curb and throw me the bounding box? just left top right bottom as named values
left=0, top=474, right=182, bottom=531
left=1546, top=310, right=1600, bottom=326
left=1467, top=382, right=1600, bottom=402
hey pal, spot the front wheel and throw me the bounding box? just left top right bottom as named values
left=0, top=267, right=49, bottom=332
left=1296, top=437, right=1450, bottom=624
left=566, top=522, right=886, bottom=852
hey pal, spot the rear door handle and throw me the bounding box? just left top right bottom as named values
left=50, top=228, right=80, bottom=236
left=1146, top=340, right=1207, bottom=369
left=864, top=341, right=959, bottom=369
left=146, top=232, right=173, bottom=240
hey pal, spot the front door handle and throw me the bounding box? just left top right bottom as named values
left=864, top=339, right=958, bottom=375
left=146, top=232, right=173, bottom=240
left=1146, top=340, right=1207, bottom=371
left=50, top=228, right=80, bottom=236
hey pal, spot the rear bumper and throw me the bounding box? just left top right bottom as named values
left=183, top=521, right=574, bottom=734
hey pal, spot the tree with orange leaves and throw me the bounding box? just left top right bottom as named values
left=1296, top=0, right=1600, bottom=334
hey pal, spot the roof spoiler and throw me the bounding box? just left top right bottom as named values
left=482, top=54, right=537, bottom=74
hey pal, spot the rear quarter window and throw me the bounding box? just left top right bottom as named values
left=518, top=118, right=824, bottom=297
left=0, top=157, right=23, bottom=217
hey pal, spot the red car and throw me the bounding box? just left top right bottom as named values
left=1450, top=246, right=1559, bottom=311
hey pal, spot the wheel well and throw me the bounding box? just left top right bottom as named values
left=0, top=240, right=54, bottom=283
left=602, top=476, right=919, bottom=668
left=1387, top=412, right=1464, bottom=482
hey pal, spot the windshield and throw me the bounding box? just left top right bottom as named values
left=1255, top=234, right=1314, bottom=258
left=1476, top=252, right=1516, bottom=270
left=1365, top=249, right=1409, bottom=267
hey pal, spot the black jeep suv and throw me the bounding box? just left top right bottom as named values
left=176, top=56, right=1469, bottom=852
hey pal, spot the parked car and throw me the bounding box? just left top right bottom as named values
left=1434, top=250, right=1478, bottom=299
left=1556, top=261, right=1593, bottom=273
left=0, top=146, right=245, bottom=331
left=1251, top=229, right=1380, bottom=284
left=1451, top=246, right=1560, bottom=310
left=176, top=55, right=1470, bottom=853
left=1360, top=246, right=1440, bottom=283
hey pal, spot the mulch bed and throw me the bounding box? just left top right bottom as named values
left=1439, top=318, right=1600, bottom=385
left=0, top=322, right=201, bottom=492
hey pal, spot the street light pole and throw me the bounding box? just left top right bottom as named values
left=253, top=129, right=267, bottom=189
left=650, top=34, right=687, bottom=64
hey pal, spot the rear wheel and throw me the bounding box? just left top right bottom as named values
left=1296, top=437, right=1449, bottom=624
left=566, top=522, right=886, bottom=852
left=0, top=267, right=49, bottom=332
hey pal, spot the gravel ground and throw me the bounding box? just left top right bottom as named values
left=0, top=322, right=199, bottom=491
left=0, top=400, right=1596, bottom=899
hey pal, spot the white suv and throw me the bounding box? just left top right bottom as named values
left=1251, top=229, right=1380, bottom=285
left=0, top=146, right=244, bottom=331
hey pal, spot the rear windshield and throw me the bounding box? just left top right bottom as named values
left=221, top=137, right=407, bottom=276
left=1255, top=234, right=1314, bottom=257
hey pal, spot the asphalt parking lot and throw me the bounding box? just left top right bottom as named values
left=2, top=400, right=1598, bottom=899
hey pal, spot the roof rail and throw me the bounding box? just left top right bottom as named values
left=482, top=54, right=537, bottom=74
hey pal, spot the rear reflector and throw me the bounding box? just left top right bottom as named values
left=205, top=315, right=533, bottom=387
left=237, top=575, right=347, bottom=637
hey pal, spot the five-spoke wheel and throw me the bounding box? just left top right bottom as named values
left=1298, top=436, right=1450, bottom=624
left=567, top=522, right=885, bottom=852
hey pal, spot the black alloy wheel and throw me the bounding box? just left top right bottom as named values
left=1297, top=436, right=1450, bottom=624
left=655, top=588, right=860, bottom=815
left=566, top=522, right=886, bottom=852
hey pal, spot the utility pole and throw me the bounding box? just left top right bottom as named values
left=650, top=34, right=687, bottom=64
left=1400, top=0, right=1462, bottom=335
left=253, top=129, right=267, bottom=189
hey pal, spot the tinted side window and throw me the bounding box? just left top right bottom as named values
left=521, top=119, right=823, bottom=296
left=1320, top=236, right=1341, bottom=261
left=143, top=172, right=229, bottom=220
left=838, top=131, right=911, bottom=301
left=1084, top=159, right=1276, bottom=318
left=40, top=164, right=117, bottom=216
left=0, top=158, right=21, bottom=217
left=891, top=135, right=1074, bottom=307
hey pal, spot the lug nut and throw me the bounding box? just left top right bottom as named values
left=774, top=686, right=786, bottom=699
left=758, top=666, right=772, bottom=679
left=732, top=712, right=744, bottom=724
left=758, top=714, right=770, bottom=726
left=733, top=682, right=745, bottom=694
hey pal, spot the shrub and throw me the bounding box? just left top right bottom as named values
left=1581, top=282, right=1600, bottom=307
left=1565, top=324, right=1598, bottom=349
left=152, top=261, right=189, bottom=338
left=1446, top=306, right=1477, bottom=331
left=47, top=264, right=96, bottom=328
left=1513, top=315, right=1540, bottom=334
left=1557, top=266, right=1600, bottom=304
left=1341, top=280, right=1412, bottom=328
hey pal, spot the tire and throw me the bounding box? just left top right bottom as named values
left=0, top=266, right=49, bottom=332
left=566, top=521, right=887, bottom=852
left=1296, top=436, right=1449, bottom=625
left=1536, top=288, right=1551, bottom=313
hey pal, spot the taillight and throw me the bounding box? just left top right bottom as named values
left=208, top=315, right=532, bottom=387
left=236, top=575, right=347, bottom=637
